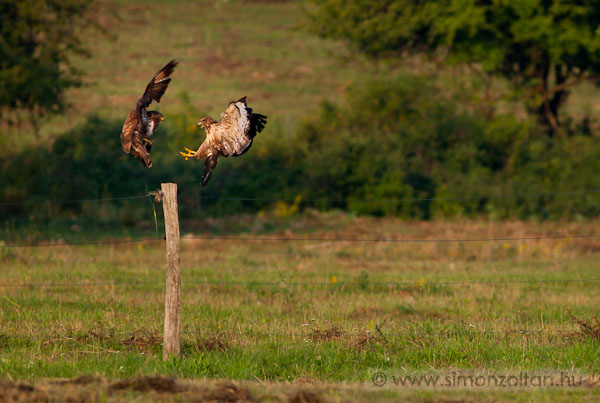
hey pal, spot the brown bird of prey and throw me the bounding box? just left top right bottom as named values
left=180, top=96, right=267, bottom=186
left=120, top=59, right=178, bottom=167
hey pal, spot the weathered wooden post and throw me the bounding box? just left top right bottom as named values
left=161, top=183, right=181, bottom=359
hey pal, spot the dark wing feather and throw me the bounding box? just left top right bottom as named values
left=137, top=59, right=178, bottom=110
left=120, top=109, right=139, bottom=153
left=248, top=113, right=267, bottom=139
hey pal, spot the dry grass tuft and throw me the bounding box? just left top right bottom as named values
left=569, top=311, right=600, bottom=342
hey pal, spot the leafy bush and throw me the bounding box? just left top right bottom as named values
left=293, top=76, right=507, bottom=217
left=294, top=75, right=600, bottom=219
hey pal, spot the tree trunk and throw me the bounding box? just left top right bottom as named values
left=535, top=65, right=568, bottom=134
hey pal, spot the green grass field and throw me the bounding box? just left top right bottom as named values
left=1, top=213, right=600, bottom=401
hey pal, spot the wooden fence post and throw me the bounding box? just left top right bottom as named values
left=161, top=183, right=180, bottom=359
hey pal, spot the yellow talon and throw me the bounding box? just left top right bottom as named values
left=179, top=147, right=196, bottom=159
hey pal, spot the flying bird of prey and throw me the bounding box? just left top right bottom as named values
left=180, top=96, right=267, bottom=186
left=120, top=59, right=178, bottom=167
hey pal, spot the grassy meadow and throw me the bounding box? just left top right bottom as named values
left=1, top=212, right=600, bottom=401
left=4, top=0, right=379, bottom=149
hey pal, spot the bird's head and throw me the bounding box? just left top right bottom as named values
left=197, top=116, right=217, bottom=129
left=148, top=111, right=165, bottom=122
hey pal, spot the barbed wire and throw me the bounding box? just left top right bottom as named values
left=0, top=194, right=151, bottom=207
left=179, top=278, right=600, bottom=286
left=0, top=237, right=164, bottom=248
left=0, top=280, right=163, bottom=287
left=1, top=277, right=597, bottom=288
left=183, top=188, right=600, bottom=204
left=182, top=233, right=600, bottom=243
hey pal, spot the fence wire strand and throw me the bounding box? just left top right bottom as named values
left=182, top=233, right=600, bottom=243
left=0, top=237, right=164, bottom=248
left=183, top=188, right=600, bottom=204
left=1, top=277, right=598, bottom=288
left=0, top=194, right=151, bottom=207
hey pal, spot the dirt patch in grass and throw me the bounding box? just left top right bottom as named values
left=2, top=376, right=600, bottom=402
left=54, top=374, right=101, bottom=386
left=348, top=330, right=379, bottom=351
left=192, top=381, right=254, bottom=402
left=110, top=377, right=256, bottom=401
left=569, top=311, right=600, bottom=342
left=287, top=388, right=327, bottom=403
left=310, top=326, right=344, bottom=342
left=0, top=380, right=49, bottom=402
left=1, top=376, right=256, bottom=402
left=109, top=375, right=179, bottom=394
left=196, top=334, right=230, bottom=352
left=122, top=329, right=162, bottom=353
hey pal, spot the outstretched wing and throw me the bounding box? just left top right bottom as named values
left=248, top=113, right=267, bottom=139
left=217, top=97, right=267, bottom=157
left=137, top=59, right=178, bottom=110
left=229, top=96, right=267, bottom=139
left=120, top=109, right=139, bottom=153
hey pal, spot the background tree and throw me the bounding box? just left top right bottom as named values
left=306, top=0, right=600, bottom=131
left=0, top=0, right=101, bottom=133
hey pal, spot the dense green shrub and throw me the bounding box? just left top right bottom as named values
left=294, top=75, right=600, bottom=219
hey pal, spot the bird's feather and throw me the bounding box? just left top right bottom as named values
left=120, top=109, right=139, bottom=153
left=138, top=59, right=178, bottom=109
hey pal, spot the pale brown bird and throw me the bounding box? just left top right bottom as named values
left=120, top=60, right=178, bottom=167
left=180, top=96, right=267, bottom=186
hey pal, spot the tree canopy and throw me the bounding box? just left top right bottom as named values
left=0, top=0, right=98, bottom=129
left=306, top=0, right=600, bottom=130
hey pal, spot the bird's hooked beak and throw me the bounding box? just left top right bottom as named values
left=160, top=116, right=165, bottom=121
